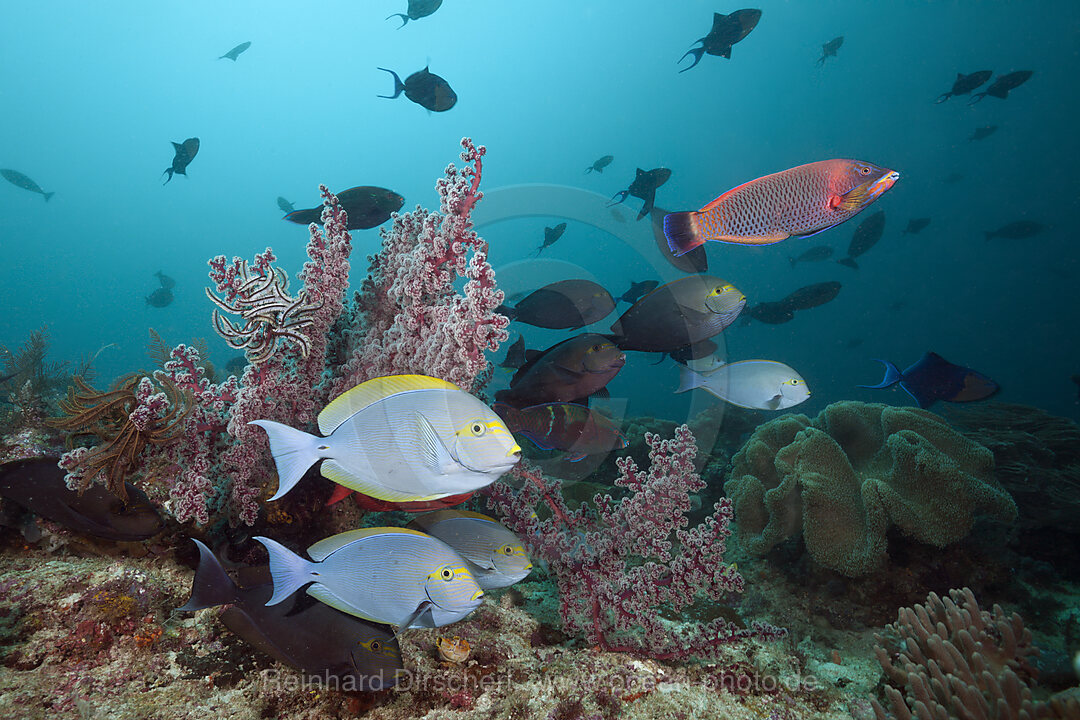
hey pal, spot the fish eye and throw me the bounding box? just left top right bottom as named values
left=501, top=545, right=513, bottom=555
left=370, top=640, right=381, bottom=651
left=791, top=378, right=800, bottom=385
left=859, top=165, right=872, bottom=175
left=470, top=422, right=486, bottom=437
left=440, top=567, right=455, bottom=581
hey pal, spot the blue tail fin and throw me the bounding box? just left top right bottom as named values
left=255, top=536, right=315, bottom=606
left=857, top=359, right=903, bottom=390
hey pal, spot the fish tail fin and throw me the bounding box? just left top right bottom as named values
left=254, top=536, right=314, bottom=606
left=495, top=303, right=516, bottom=321
left=968, top=93, right=986, bottom=105
left=857, top=359, right=903, bottom=390
left=376, top=67, right=405, bottom=98
left=674, top=365, right=705, bottom=395
left=386, top=13, right=409, bottom=28
left=678, top=47, right=706, bottom=73
left=43, top=191, right=54, bottom=202
left=162, top=168, right=174, bottom=185
left=664, top=211, right=704, bottom=257
left=177, top=539, right=238, bottom=611
left=248, top=420, right=323, bottom=501
left=838, top=258, right=858, bottom=269
left=934, top=93, right=951, bottom=104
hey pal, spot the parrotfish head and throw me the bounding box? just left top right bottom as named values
left=447, top=401, right=521, bottom=475
left=835, top=160, right=900, bottom=209
left=704, top=282, right=747, bottom=316
left=582, top=339, right=625, bottom=373
left=491, top=543, right=533, bottom=578
left=425, top=563, right=484, bottom=613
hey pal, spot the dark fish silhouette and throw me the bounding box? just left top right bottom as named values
left=789, top=245, right=833, bottom=267
left=285, top=186, right=404, bottom=230
left=817, top=36, right=843, bottom=65
left=608, top=167, right=671, bottom=220
left=679, top=9, right=762, bottom=72
left=969, top=125, right=998, bottom=142
left=163, top=137, right=199, bottom=184
left=497, top=279, right=615, bottom=330
left=838, top=211, right=885, bottom=269
left=377, top=66, right=457, bottom=112
left=534, top=222, right=568, bottom=256
left=495, top=334, right=625, bottom=408
left=146, top=288, right=174, bottom=307
left=859, top=352, right=999, bottom=408
left=499, top=336, right=527, bottom=370
left=1, top=169, right=53, bottom=201
left=783, top=281, right=841, bottom=310
left=585, top=155, right=614, bottom=174
left=746, top=301, right=795, bottom=325
left=617, top=280, right=660, bottom=305
left=154, top=271, right=175, bottom=290
left=276, top=196, right=294, bottom=213
left=0, top=457, right=162, bottom=541
left=651, top=206, right=707, bottom=273
left=492, top=403, right=627, bottom=462
left=901, top=218, right=930, bottom=235
left=386, top=0, right=442, bottom=28
left=970, top=70, right=1033, bottom=104
left=610, top=275, right=745, bottom=353
left=179, top=540, right=403, bottom=691
left=935, top=70, right=992, bottom=103
left=984, top=220, right=1045, bottom=241
left=218, top=41, right=251, bottom=61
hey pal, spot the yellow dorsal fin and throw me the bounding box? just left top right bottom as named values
left=306, top=526, right=432, bottom=561
left=318, top=374, right=462, bottom=435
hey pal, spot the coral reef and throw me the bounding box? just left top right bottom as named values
left=725, top=401, right=1017, bottom=577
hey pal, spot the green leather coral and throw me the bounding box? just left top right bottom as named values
left=725, top=401, right=1017, bottom=576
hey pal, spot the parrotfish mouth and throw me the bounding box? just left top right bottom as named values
left=861, top=171, right=900, bottom=205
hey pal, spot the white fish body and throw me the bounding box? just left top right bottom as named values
left=409, top=509, right=532, bottom=590
left=675, top=360, right=810, bottom=410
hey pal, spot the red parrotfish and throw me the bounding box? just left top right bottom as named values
left=663, top=159, right=899, bottom=256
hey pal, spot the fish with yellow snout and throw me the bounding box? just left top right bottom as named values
left=409, top=509, right=533, bottom=590
left=256, top=527, right=484, bottom=629
left=249, top=374, right=521, bottom=503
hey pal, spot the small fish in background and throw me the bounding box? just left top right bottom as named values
left=744, top=301, right=794, bottom=325
left=609, top=167, right=672, bottom=220
left=969, top=125, right=998, bottom=142
left=277, top=196, right=295, bottom=213
left=783, top=281, right=841, bottom=311
left=285, top=186, right=404, bottom=230
left=255, top=528, right=484, bottom=628
left=970, top=70, right=1033, bottom=104
left=146, top=287, right=174, bottom=308
left=609, top=276, right=745, bottom=354
left=377, top=66, right=457, bottom=112
left=154, top=270, right=175, bottom=290
left=789, top=245, right=833, bottom=267
left=250, top=374, right=520, bottom=502
left=408, top=510, right=533, bottom=589
left=934, top=70, right=992, bottom=103
left=817, top=36, right=843, bottom=65
left=163, top=137, right=200, bottom=184
left=838, top=210, right=885, bottom=269
left=901, top=217, right=931, bottom=235
left=984, top=220, right=1045, bottom=241
left=497, top=279, right=615, bottom=330
left=664, top=159, right=898, bottom=256
left=534, top=222, right=568, bottom=256
left=179, top=539, right=404, bottom=691
left=498, top=336, right=527, bottom=370
left=679, top=8, right=762, bottom=72
left=492, top=401, right=628, bottom=462
left=616, top=280, right=660, bottom=305
left=858, top=352, right=999, bottom=408
left=495, top=334, right=625, bottom=408
left=218, top=41, right=251, bottom=61
left=943, top=172, right=964, bottom=184
left=675, top=360, right=810, bottom=410
left=585, top=155, right=614, bottom=174
left=0, top=169, right=54, bottom=201
left=386, top=0, right=443, bottom=28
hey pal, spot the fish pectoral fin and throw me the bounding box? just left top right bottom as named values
left=398, top=601, right=435, bottom=632
left=307, top=584, right=381, bottom=624
left=833, top=183, right=874, bottom=212
left=552, top=365, right=584, bottom=382
left=414, top=413, right=457, bottom=474
left=766, top=394, right=783, bottom=410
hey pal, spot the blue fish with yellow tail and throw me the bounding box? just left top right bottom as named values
left=250, top=374, right=521, bottom=502
left=408, top=509, right=532, bottom=590
left=858, top=352, right=999, bottom=408
left=256, top=527, right=484, bottom=628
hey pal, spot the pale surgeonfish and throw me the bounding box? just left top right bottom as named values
left=255, top=527, right=484, bottom=628
left=249, top=374, right=521, bottom=502
left=675, top=360, right=810, bottom=410
left=408, top=509, right=532, bottom=589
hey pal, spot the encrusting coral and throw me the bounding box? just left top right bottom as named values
left=725, top=401, right=1017, bottom=577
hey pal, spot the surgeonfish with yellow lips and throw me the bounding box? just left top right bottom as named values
left=250, top=374, right=521, bottom=502
left=408, top=510, right=532, bottom=590
left=256, top=527, right=484, bottom=628
left=676, top=360, right=810, bottom=410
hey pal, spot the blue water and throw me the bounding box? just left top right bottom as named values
left=1, top=0, right=1077, bottom=423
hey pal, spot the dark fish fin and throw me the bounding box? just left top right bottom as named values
left=720, top=46, right=732, bottom=59
left=968, top=92, right=986, bottom=105
left=837, top=258, right=858, bottom=269
left=386, top=13, right=409, bottom=28
left=607, top=189, right=629, bottom=207
left=178, top=539, right=238, bottom=611
left=162, top=168, right=174, bottom=185
left=495, top=303, right=516, bottom=321
left=376, top=68, right=406, bottom=99
left=172, top=142, right=183, bottom=151
left=857, top=359, right=903, bottom=390
left=663, top=211, right=704, bottom=257
left=524, top=349, right=542, bottom=362
left=42, top=191, right=54, bottom=202
left=678, top=46, right=706, bottom=73
left=934, top=92, right=951, bottom=104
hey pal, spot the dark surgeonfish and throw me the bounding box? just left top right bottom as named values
left=585, top=155, right=614, bottom=174
left=218, top=41, right=251, bottom=61
left=495, top=334, right=625, bottom=408
left=651, top=206, right=707, bottom=273
left=154, top=270, right=175, bottom=290
left=0, top=458, right=162, bottom=541
left=984, top=220, right=1045, bottom=241
left=969, top=125, right=998, bottom=142
left=858, top=352, right=999, bottom=408
left=377, top=66, right=457, bottom=112
left=901, top=217, right=930, bottom=235
left=498, top=336, right=527, bottom=370
left=783, top=281, right=841, bottom=310
left=492, top=402, right=627, bottom=462
left=386, top=0, right=442, bottom=28
left=608, top=167, right=671, bottom=220
left=609, top=275, right=745, bottom=353
left=746, top=301, right=795, bottom=325
left=617, top=280, right=660, bottom=305
left=817, top=36, right=843, bottom=65
left=1, top=169, right=54, bottom=201
left=498, top=279, right=615, bottom=330
left=679, top=9, right=762, bottom=72
left=935, top=70, right=992, bottom=103
left=146, top=288, right=174, bottom=307
left=277, top=196, right=295, bottom=213
left=789, top=245, right=833, bottom=267
left=179, top=540, right=403, bottom=692
left=285, top=186, right=404, bottom=230
left=970, top=70, right=1033, bottom=104
left=838, top=210, right=885, bottom=269
left=534, top=222, right=568, bottom=256
left=163, top=138, right=200, bottom=184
